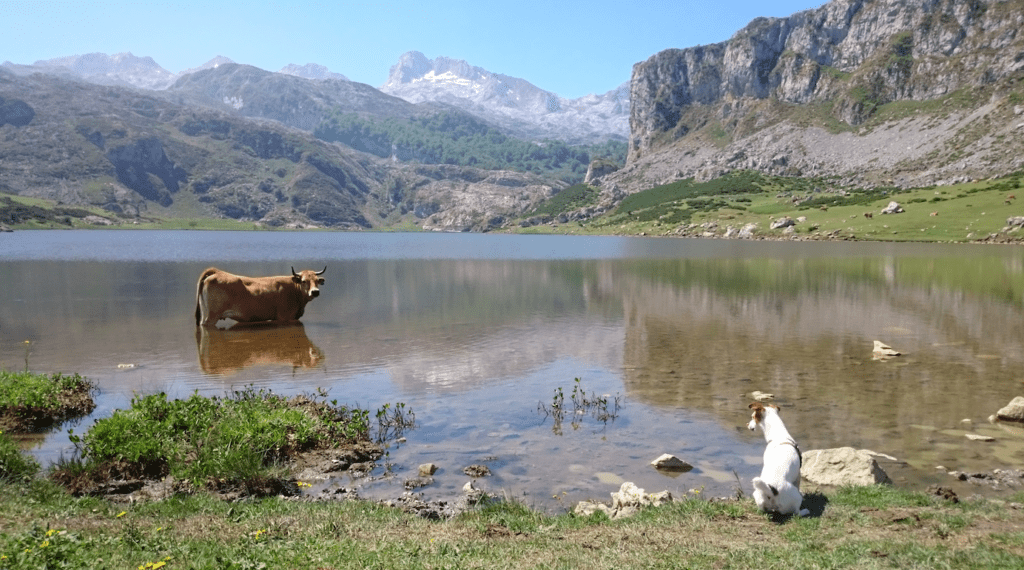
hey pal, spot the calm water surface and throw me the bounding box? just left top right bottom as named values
left=2, top=230, right=1023, bottom=509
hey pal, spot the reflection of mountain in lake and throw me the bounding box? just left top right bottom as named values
left=196, top=323, right=324, bottom=376
left=616, top=257, right=1024, bottom=463
left=307, top=259, right=627, bottom=393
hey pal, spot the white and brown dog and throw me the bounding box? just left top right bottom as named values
left=747, top=402, right=810, bottom=517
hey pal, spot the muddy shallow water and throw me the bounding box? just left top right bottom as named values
left=2, top=230, right=1023, bottom=510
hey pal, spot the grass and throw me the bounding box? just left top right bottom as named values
left=0, top=431, right=39, bottom=482
left=522, top=169, right=1024, bottom=242
left=0, top=479, right=1022, bottom=569
left=0, top=370, right=96, bottom=432
left=50, top=387, right=412, bottom=497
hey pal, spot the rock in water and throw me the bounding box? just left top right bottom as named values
left=996, top=396, right=1024, bottom=422
left=650, top=453, right=693, bottom=472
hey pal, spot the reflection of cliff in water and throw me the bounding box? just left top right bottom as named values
left=196, top=323, right=324, bottom=376
left=617, top=257, right=1024, bottom=456
left=309, top=259, right=626, bottom=393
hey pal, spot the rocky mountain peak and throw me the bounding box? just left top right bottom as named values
left=384, top=51, right=435, bottom=86
left=7, top=52, right=176, bottom=89
left=180, top=56, right=236, bottom=76
left=381, top=51, right=629, bottom=144
left=278, top=63, right=348, bottom=82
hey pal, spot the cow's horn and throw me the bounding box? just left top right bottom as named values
left=316, top=266, right=327, bottom=275
left=291, top=266, right=298, bottom=277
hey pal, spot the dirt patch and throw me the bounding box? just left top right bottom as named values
left=55, top=441, right=386, bottom=503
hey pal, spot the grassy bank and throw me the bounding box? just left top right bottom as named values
left=520, top=170, right=1024, bottom=242
left=0, top=370, right=95, bottom=433
left=50, top=388, right=409, bottom=498
left=1, top=480, right=1022, bottom=569
left=6, top=170, right=1024, bottom=241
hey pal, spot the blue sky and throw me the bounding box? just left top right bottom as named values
left=3, top=0, right=820, bottom=98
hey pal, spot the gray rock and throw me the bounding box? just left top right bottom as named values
left=574, top=481, right=674, bottom=520
left=463, top=464, right=491, bottom=477
left=418, top=463, right=438, bottom=476
left=770, top=217, right=795, bottom=229
left=650, top=454, right=693, bottom=472
left=801, top=447, right=892, bottom=486
left=996, top=396, right=1024, bottom=422
left=738, top=223, right=758, bottom=239
left=880, top=201, right=904, bottom=215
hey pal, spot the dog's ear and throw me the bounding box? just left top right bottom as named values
left=767, top=403, right=780, bottom=412
left=748, top=402, right=763, bottom=411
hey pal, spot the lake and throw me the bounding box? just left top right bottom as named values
left=2, top=230, right=1023, bottom=509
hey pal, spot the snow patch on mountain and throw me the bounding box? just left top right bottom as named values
left=381, top=51, right=628, bottom=144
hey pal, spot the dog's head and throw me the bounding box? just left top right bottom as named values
left=747, top=402, right=780, bottom=431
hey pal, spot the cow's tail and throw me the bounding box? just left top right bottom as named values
left=195, top=267, right=218, bottom=326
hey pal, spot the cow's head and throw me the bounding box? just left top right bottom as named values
left=292, top=266, right=327, bottom=298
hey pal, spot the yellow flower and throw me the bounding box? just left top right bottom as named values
left=46, top=529, right=57, bottom=537
left=40, top=540, right=49, bottom=548
left=116, top=511, right=126, bottom=518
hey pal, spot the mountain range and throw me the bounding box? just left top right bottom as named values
left=3, top=0, right=1024, bottom=234
left=1, top=51, right=625, bottom=144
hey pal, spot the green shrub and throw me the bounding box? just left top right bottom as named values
left=0, top=371, right=96, bottom=431
left=62, top=388, right=399, bottom=491
left=0, top=430, right=39, bottom=481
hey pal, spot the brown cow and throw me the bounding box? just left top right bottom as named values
left=195, top=266, right=326, bottom=327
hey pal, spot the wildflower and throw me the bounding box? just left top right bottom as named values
left=45, top=529, right=57, bottom=537
left=40, top=540, right=49, bottom=548
left=116, top=511, right=127, bottom=518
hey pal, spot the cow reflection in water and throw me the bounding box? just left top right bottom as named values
left=196, top=322, right=325, bottom=376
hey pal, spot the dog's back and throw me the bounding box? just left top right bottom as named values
left=748, top=403, right=809, bottom=517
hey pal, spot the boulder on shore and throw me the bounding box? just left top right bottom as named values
left=801, top=447, right=892, bottom=486
left=574, top=481, right=673, bottom=520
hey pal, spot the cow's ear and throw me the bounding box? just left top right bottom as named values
left=292, top=274, right=302, bottom=283
left=317, top=278, right=325, bottom=284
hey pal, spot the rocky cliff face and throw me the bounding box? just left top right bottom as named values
left=622, top=0, right=1024, bottom=190
left=381, top=51, right=629, bottom=144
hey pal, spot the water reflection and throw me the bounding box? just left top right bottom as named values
left=195, top=323, right=325, bottom=376
left=2, top=231, right=1024, bottom=507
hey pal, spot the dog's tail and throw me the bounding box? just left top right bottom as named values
left=752, top=477, right=778, bottom=497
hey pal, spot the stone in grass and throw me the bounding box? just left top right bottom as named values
left=650, top=453, right=693, bottom=472
left=418, top=463, right=438, bottom=476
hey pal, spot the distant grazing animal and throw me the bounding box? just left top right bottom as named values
left=930, top=211, right=939, bottom=217
left=864, top=212, right=873, bottom=219
left=747, top=402, right=810, bottom=517
left=195, top=267, right=326, bottom=327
